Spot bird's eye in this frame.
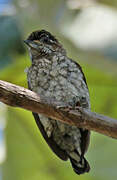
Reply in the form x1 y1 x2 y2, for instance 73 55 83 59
40 36 49 43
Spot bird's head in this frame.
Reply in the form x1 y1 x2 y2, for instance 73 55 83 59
24 30 66 58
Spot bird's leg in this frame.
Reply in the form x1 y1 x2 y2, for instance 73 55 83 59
56 97 80 112
56 104 73 112
57 96 87 112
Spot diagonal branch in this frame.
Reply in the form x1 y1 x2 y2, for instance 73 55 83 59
0 80 117 139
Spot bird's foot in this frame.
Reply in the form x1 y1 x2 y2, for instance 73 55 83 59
56 104 75 112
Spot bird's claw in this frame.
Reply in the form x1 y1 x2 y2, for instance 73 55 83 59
56 105 75 112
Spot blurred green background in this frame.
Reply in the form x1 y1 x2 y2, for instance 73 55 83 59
0 0 117 180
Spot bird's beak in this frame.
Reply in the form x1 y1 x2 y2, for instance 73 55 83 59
24 39 38 49
24 39 30 45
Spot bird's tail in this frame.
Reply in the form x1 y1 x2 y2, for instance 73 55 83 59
69 155 90 175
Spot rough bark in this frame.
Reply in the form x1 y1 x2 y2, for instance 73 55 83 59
0 80 117 139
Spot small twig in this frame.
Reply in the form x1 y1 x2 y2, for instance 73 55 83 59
0 80 117 139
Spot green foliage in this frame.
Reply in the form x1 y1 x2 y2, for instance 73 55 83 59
100 0 117 8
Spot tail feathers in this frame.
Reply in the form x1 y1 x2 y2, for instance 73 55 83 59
69 156 90 175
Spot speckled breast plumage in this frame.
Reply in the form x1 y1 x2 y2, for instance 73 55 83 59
27 54 90 155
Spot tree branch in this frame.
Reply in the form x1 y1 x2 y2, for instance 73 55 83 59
0 80 117 139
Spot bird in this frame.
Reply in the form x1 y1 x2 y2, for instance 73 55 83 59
24 29 90 175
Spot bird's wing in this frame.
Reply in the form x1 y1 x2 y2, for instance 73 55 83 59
32 112 68 161
74 60 90 156
73 60 88 88
79 129 90 156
